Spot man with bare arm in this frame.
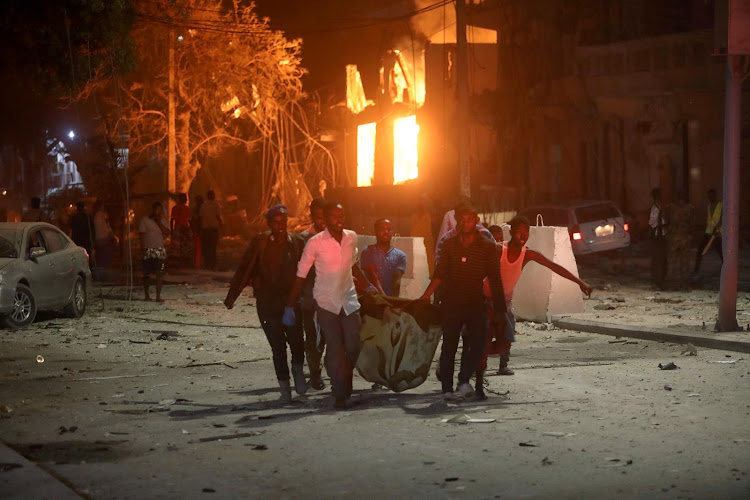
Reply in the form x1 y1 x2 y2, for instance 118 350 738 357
475 215 593 399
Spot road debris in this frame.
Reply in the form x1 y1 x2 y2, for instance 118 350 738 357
519 442 538 447
0 463 23 472
708 359 739 364
658 362 679 370
663 385 672 391
542 432 575 437
542 457 553 466
603 458 633 467
189 432 264 443
73 374 157 381
442 414 496 424
36 355 44 363
58 425 78 434
652 297 683 304
681 344 698 356
0 406 12 418
594 303 617 311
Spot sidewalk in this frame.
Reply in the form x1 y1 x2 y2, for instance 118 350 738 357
0 441 80 499
551 315 750 354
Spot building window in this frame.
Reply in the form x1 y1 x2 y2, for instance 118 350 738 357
632 49 650 72
356 123 377 187
673 44 686 67
393 116 419 184
691 43 706 66
653 46 668 70
612 53 624 74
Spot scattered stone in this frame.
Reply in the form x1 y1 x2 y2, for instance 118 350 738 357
664 385 672 391
652 297 683 304
444 477 459 482
542 457 553 466
681 344 698 356
202 488 215 493
594 303 617 311
519 442 538 447
658 362 679 370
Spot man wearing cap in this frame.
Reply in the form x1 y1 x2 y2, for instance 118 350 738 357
284 201 377 410
418 203 507 402
224 204 307 403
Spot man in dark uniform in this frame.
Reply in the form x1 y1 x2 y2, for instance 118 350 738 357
224 204 307 403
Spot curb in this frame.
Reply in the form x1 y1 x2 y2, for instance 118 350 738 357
550 317 750 354
0 441 80 499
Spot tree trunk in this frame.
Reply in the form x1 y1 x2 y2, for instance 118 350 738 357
175 111 197 195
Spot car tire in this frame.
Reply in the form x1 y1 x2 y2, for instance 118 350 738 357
64 276 87 319
2 284 37 330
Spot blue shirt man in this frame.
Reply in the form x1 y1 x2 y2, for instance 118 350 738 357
361 218 407 297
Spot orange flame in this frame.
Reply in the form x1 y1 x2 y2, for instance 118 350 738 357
357 122 377 187
393 115 419 184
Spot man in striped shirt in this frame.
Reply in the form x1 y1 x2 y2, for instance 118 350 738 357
418 203 508 401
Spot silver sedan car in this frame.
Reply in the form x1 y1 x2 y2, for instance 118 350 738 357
0 222 92 329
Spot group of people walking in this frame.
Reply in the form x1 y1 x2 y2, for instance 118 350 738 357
224 197 593 409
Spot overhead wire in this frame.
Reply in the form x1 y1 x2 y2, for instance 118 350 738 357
134 0 453 36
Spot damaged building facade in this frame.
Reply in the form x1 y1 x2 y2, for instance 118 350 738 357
329 0 748 235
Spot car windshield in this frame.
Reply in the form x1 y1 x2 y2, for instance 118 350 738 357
575 203 621 224
0 229 21 258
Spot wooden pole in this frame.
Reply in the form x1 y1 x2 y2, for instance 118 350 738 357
456 0 471 198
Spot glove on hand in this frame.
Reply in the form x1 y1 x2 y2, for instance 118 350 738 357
282 306 296 327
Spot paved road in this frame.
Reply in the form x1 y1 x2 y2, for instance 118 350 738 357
1 279 749 499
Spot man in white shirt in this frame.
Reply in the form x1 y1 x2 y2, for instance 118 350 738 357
139 201 170 302
284 201 376 409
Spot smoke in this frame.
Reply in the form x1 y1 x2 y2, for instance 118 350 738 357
408 1 456 41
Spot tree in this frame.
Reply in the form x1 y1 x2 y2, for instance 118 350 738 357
85 0 323 209
0 0 135 199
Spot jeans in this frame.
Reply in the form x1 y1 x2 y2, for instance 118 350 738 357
439 308 488 393
302 306 325 380
316 307 362 400
258 308 304 382
201 227 219 270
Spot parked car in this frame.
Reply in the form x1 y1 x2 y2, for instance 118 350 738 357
518 200 631 255
0 222 91 329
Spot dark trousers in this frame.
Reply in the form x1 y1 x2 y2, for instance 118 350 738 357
302 306 324 380
258 308 304 382
651 237 667 287
201 227 219 270
316 307 362 400
695 233 723 272
440 308 488 393
93 239 114 281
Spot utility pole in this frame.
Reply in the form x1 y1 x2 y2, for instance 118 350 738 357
716 54 748 331
168 29 176 203
456 0 471 197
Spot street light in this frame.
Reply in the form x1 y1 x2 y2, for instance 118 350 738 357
68 130 75 139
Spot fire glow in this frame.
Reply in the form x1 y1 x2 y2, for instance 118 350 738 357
393 115 419 184
357 122 376 187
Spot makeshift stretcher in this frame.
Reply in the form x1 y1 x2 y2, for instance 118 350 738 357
355 294 442 393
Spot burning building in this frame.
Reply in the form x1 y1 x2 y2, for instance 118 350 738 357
328 0 748 236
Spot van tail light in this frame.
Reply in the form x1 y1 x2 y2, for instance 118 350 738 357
571 225 582 241
623 223 629 232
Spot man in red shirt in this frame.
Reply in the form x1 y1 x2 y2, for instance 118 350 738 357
170 193 193 268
